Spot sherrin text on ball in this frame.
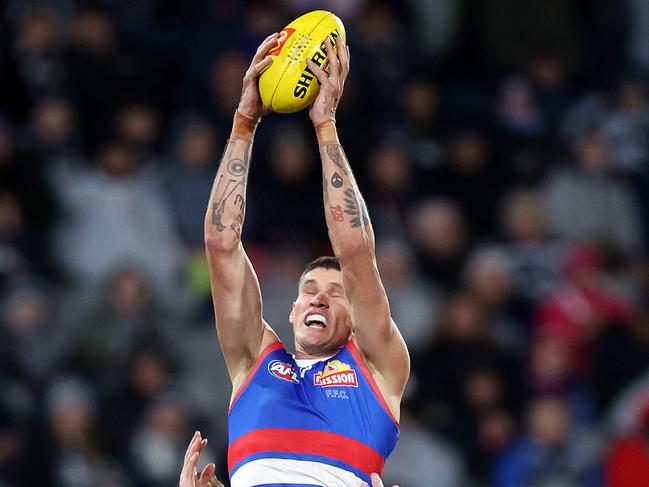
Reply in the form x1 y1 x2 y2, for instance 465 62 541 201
259 10 346 113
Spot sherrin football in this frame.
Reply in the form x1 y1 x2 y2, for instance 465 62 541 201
259 10 346 114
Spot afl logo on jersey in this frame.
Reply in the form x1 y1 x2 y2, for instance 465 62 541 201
314 360 358 387
268 360 300 384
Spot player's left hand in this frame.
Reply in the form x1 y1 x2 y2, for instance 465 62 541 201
360 472 399 487
307 36 350 126
179 431 223 487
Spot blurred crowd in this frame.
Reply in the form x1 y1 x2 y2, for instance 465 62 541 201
2 0 649 486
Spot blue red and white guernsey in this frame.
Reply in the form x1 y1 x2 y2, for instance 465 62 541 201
227 340 399 487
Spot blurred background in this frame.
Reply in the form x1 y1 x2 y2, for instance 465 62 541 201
2 0 649 486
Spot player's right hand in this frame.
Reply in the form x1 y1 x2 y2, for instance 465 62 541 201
238 33 278 120
360 472 399 487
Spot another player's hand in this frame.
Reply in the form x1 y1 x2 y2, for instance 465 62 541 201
307 36 350 126
360 472 399 487
179 431 223 487
238 33 278 120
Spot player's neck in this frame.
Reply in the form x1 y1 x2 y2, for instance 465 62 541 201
294 343 344 360
294 351 333 360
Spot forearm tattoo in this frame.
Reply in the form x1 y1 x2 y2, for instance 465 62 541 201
323 143 369 230
209 141 250 239
322 170 329 203
325 144 349 176
343 189 363 228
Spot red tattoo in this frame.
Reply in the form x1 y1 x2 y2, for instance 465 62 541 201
330 205 345 222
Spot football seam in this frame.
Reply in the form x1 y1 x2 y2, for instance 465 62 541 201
270 11 334 112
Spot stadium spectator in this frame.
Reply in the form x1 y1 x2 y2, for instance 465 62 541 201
10 7 67 99
393 77 443 170
495 77 546 141
536 245 633 376
69 266 172 391
423 129 503 236
42 376 123 487
529 337 597 425
130 393 202 487
593 306 649 410
163 118 220 249
1 280 68 387
376 238 442 355
542 130 644 255
50 142 181 295
249 123 326 246
605 399 649 486
409 198 471 291
114 102 161 161
0 117 58 280
463 246 526 349
499 189 570 304
365 142 414 237
381 408 466 487
600 77 649 174
413 292 523 458
19 96 78 161
493 396 602 487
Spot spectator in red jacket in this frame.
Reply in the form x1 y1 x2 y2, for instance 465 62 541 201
536 245 632 375
605 399 649 487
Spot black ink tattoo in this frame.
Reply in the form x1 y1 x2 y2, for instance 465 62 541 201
234 194 245 211
343 188 363 228
331 172 343 188
358 203 369 229
211 176 243 231
207 141 252 239
227 158 247 177
230 214 243 238
322 171 329 203
211 202 221 229
325 144 349 176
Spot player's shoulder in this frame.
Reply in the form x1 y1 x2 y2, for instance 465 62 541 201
255 327 285 360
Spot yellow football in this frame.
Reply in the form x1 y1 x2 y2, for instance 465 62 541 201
259 10 346 114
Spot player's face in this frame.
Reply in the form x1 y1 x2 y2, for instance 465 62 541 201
289 267 352 357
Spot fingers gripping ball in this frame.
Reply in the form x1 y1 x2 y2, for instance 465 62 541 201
259 10 346 114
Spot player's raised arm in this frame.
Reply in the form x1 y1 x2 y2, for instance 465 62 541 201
306 37 409 416
204 33 280 392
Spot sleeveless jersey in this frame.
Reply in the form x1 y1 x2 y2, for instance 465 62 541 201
227 340 399 487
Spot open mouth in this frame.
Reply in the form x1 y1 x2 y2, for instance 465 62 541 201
305 313 328 329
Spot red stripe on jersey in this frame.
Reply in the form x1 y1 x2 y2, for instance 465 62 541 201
228 428 385 476
346 340 399 426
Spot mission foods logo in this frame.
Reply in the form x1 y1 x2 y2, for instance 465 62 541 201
268 360 299 384
314 360 358 387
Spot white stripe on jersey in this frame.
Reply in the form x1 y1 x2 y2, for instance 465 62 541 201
230 458 365 487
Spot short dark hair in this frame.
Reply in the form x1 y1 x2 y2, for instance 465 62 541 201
299 256 340 286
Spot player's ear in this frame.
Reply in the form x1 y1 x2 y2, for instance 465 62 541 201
289 302 296 326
